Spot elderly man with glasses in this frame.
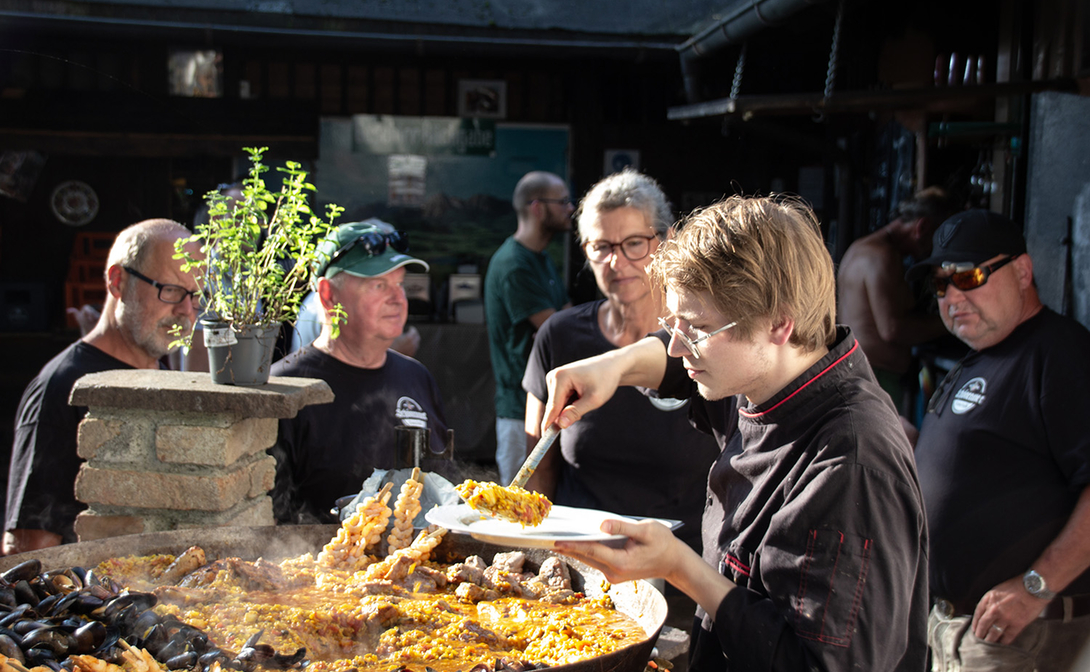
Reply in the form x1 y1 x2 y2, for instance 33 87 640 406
5 219 200 554
906 210 1090 672
538 195 928 671
268 221 451 524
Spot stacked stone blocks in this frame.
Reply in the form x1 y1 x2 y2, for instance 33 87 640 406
69 370 333 542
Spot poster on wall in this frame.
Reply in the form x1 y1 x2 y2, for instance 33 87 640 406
388 155 427 208
0 150 46 202
604 149 640 176
457 80 507 119
318 115 568 279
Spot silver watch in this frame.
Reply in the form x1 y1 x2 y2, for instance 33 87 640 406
1023 569 1056 600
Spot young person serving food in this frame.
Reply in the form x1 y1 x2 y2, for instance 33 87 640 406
540 195 929 671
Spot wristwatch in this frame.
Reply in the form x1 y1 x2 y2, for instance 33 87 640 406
1023 569 1056 600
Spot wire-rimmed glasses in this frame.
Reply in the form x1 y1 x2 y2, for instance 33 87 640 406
656 316 738 360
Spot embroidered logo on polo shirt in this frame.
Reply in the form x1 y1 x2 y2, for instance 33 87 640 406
951 377 987 414
395 397 428 428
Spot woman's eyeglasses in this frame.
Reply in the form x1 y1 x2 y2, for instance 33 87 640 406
931 254 1019 298
656 316 737 360
326 231 409 270
582 235 657 263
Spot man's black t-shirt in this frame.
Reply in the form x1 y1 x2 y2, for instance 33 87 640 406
916 308 1090 606
7 341 134 541
270 346 451 524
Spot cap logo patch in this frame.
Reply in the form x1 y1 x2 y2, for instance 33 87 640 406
951 376 986 414
939 219 960 247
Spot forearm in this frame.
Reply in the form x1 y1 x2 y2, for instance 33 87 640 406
1028 485 1090 592
666 545 735 616
612 336 668 390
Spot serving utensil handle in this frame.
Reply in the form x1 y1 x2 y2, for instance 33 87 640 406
509 423 560 489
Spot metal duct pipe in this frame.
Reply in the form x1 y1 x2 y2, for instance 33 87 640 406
677 0 828 103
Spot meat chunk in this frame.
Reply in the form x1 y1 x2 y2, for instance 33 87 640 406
178 557 288 592
465 556 488 572
456 582 500 602
536 557 571 591
158 546 207 585
446 562 486 585
490 551 527 574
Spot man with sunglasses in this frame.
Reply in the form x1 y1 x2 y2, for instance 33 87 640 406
268 222 450 524
539 196 928 671
907 210 1090 671
5 219 200 554
485 171 572 484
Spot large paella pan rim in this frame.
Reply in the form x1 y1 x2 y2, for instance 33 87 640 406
0 525 667 672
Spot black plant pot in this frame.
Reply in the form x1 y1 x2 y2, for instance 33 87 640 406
202 320 281 386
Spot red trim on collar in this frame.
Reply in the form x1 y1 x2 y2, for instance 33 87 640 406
738 340 858 419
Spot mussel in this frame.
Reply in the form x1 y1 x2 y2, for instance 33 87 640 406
1 560 42 585
21 625 78 656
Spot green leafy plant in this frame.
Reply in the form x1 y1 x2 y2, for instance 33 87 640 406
172 146 346 346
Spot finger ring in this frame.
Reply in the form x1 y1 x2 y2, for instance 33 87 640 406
991 624 1004 633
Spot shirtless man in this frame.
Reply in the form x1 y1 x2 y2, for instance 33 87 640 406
837 187 956 411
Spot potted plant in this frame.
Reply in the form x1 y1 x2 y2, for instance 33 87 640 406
173 146 345 385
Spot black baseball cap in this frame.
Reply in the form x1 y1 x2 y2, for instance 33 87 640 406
906 209 1027 281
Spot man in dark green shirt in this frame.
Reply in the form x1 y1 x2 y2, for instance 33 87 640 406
484 171 571 483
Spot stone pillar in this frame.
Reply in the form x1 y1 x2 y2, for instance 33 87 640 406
69 370 333 542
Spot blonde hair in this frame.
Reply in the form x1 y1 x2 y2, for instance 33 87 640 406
651 195 835 352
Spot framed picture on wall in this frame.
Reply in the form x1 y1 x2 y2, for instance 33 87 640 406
457 80 507 119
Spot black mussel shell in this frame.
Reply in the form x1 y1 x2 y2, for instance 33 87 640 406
270 647 307 669
138 622 170 656
22 625 78 656
237 643 275 664
1 560 42 585
165 651 198 670
0 603 33 627
0 586 17 609
13 580 39 607
73 620 107 653
12 619 51 636
0 632 25 663
102 591 157 622
24 647 62 671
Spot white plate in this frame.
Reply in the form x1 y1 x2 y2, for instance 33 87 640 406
425 503 679 549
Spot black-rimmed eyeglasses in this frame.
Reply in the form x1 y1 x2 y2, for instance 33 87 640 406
583 235 657 263
325 231 409 270
124 267 201 304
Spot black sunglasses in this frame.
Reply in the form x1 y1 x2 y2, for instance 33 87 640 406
324 231 409 271
930 254 1020 298
124 267 201 304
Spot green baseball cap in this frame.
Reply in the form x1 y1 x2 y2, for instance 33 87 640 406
315 220 429 280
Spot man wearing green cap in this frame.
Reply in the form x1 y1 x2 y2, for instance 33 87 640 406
269 221 450 524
